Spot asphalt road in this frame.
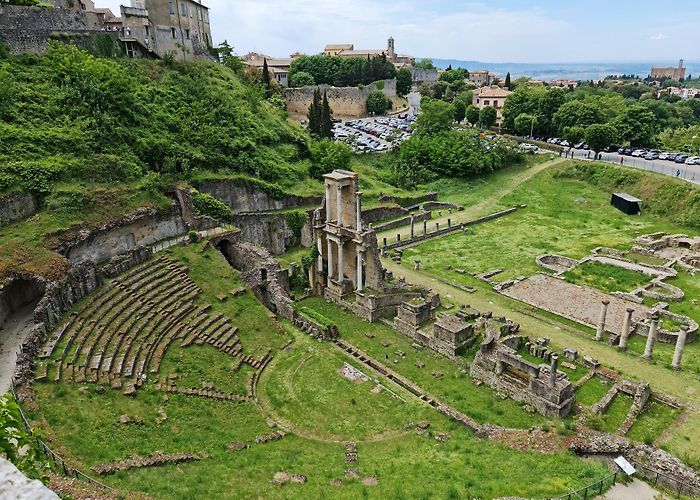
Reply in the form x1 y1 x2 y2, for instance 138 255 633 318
565 147 700 184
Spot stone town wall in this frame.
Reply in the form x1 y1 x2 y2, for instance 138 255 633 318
0 4 107 54
409 67 439 85
0 193 37 228
54 206 188 265
283 79 397 118
195 179 321 214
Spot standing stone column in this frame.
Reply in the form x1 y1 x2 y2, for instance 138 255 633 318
410 215 415 239
643 315 659 360
672 326 689 370
549 353 559 386
337 240 344 282
423 220 427 236
448 218 451 228
326 238 334 280
595 299 610 341
316 235 324 270
325 183 331 223
336 185 343 226
356 249 364 292
436 222 440 232
619 307 634 350
355 191 362 231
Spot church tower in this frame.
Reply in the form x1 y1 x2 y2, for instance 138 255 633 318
387 36 397 63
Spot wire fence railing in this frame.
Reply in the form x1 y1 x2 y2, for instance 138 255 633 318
553 472 618 499
9 379 117 493
629 459 700 499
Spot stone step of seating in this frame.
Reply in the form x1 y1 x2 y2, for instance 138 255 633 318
160 384 249 402
200 319 230 343
119 259 170 289
216 328 239 349
39 314 77 359
149 323 189 374
120 256 167 282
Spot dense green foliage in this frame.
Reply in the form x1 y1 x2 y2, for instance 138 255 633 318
414 98 455 135
366 90 389 115
191 190 233 223
479 106 498 128
288 70 315 88
0 43 309 200
659 125 700 153
288 54 396 87
0 395 46 480
584 123 618 154
396 67 412 96
502 81 700 147
392 130 522 188
308 139 352 180
307 89 333 138
284 209 308 239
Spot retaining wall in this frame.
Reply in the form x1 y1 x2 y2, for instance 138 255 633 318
283 79 397 118
0 193 37 228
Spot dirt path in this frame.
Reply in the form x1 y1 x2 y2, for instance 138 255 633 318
0 304 37 395
376 157 566 243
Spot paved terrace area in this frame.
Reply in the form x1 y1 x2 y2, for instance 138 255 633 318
501 274 651 336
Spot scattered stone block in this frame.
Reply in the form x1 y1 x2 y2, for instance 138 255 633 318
564 348 578 361
415 360 426 368
381 340 391 348
435 433 451 443
536 337 549 346
216 295 228 303
123 383 136 397
396 350 406 358
330 479 343 486
583 355 600 369
231 288 246 297
119 415 132 425
365 332 375 339
345 469 359 479
411 343 423 350
562 362 577 371
432 371 444 380
362 476 379 486
370 385 383 394
227 441 247 451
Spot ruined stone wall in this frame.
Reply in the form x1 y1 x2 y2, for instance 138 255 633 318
232 213 288 256
283 79 397 118
195 179 321 214
409 67 438 85
58 208 188 265
0 193 37 228
361 205 407 225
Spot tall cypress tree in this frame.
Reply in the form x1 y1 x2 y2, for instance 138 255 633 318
262 58 271 96
307 89 322 136
505 72 512 90
321 91 333 139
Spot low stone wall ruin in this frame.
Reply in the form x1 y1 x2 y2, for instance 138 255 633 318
283 79 397 118
0 192 37 228
373 210 432 233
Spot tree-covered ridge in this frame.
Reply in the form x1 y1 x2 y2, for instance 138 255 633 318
288 54 397 87
0 43 309 200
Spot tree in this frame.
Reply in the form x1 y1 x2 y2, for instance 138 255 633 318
415 98 454 135
262 58 272 96
479 106 498 129
289 71 315 88
514 113 536 137
438 68 469 85
585 123 618 157
320 91 333 139
465 105 480 126
505 72 512 90
414 59 436 70
552 100 604 133
367 90 389 115
307 88 322 136
612 105 657 147
563 125 585 145
453 98 466 123
309 140 352 179
396 68 412 97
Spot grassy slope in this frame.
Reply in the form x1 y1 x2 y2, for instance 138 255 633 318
27 242 609 499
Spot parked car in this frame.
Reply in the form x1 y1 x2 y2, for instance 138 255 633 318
645 151 660 160
575 141 587 149
631 149 647 157
686 156 700 165
675 154 689 163
519 143 539 153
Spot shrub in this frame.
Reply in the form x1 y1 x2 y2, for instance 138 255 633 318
191 190 233 223
188 230 198 243
367 90 389 115
285 210 308 239
0 395 47 480
309 139 352 180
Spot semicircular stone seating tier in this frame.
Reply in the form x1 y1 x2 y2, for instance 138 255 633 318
35 256 270 394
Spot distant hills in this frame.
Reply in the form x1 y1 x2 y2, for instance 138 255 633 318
427 58 700 81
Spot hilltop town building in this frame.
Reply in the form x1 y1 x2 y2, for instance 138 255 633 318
469 70 497 87
242 52 298 87
650 59 686 81
323 38 415 67
473 86 512 123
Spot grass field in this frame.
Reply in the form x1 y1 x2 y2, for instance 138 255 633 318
575 377 612 407
24 241 613 499
563 261 652 293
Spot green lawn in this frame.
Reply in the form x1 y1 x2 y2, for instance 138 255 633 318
563 261 652 294
627 400 683 445
575 377 612 407
600 394 633 434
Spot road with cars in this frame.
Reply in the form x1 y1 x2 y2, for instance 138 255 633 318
565 147 700 184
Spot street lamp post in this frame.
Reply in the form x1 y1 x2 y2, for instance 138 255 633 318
529 114 545 140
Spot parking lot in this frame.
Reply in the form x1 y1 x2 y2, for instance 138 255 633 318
333 114 416 153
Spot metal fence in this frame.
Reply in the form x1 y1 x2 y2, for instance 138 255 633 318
8 380 117 493
629 460 700 499
553 472 618 499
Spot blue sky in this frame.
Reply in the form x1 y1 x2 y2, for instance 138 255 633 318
100 1 700 63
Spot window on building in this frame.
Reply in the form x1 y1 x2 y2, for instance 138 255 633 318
181 2 186 16
484 100 490 106
169 1 174 15
171 28 177 38
189 5 194 17
198 9 202 21
185 29 190 40
205 33 210 46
